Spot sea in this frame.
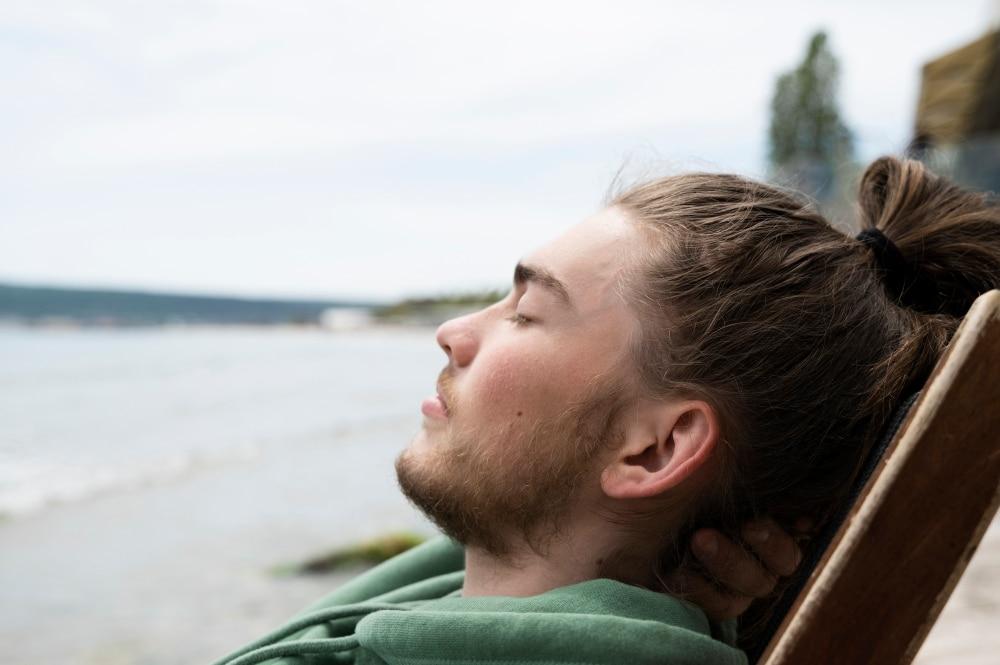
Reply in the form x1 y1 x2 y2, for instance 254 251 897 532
0 324 442 664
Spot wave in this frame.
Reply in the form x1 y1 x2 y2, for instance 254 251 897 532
0 445 261 519
0 413 416 521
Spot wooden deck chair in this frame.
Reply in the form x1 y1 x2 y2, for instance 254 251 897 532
750 289 1000 664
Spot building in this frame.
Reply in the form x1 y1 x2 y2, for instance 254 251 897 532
912 28 1000 192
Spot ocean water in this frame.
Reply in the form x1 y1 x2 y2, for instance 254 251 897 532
0 325 441 517
0 325 443 664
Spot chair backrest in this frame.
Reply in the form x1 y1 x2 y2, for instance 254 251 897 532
743 394 921 662
758 289 1000 664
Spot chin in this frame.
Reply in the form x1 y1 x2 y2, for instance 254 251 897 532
404 429 433 457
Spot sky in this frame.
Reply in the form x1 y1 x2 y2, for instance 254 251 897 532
1 1 995 302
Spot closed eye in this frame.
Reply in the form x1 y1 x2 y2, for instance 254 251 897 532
505 313 533 326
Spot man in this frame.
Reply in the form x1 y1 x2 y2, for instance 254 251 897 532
214 206 802 665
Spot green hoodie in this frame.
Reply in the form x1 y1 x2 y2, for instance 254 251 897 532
213 536 746 665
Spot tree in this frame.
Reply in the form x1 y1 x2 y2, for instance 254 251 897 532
768 31 854 200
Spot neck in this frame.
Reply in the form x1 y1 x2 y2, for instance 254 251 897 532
461 544 592 598
460 513 652 598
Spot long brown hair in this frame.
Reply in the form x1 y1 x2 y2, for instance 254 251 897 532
611 157 1000 609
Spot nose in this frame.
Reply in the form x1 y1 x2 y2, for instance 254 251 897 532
435 312 479 367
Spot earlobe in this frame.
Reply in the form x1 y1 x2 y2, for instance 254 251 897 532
601 400 719 501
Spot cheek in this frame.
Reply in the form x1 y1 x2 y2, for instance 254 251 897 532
469 344 587 422
476 354 538 413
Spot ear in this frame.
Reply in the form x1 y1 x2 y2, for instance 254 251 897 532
600 399 719 500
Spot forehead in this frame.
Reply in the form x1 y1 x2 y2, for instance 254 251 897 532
524 206 640 312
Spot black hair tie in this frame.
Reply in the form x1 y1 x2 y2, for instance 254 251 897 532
855 228 942 314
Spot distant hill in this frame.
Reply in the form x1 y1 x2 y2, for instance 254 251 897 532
0 283 379 327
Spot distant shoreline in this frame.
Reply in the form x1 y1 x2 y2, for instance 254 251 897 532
0 282 501 329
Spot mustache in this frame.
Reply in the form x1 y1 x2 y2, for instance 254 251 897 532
437 367 456 415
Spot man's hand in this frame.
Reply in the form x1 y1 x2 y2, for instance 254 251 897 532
670 518 806 622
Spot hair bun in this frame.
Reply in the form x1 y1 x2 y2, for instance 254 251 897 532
857 157 1000 317
855 227 944 314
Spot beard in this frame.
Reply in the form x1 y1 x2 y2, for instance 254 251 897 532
395 371 628 559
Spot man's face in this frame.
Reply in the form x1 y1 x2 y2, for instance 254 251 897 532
395 206 645 557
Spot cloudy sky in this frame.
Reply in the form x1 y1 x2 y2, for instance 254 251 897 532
1 1 994 302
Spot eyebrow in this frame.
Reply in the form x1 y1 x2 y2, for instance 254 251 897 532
514 261 574 309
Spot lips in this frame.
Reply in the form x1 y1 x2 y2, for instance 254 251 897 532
421 394 449 420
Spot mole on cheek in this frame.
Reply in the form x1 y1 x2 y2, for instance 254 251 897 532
516 411 523 417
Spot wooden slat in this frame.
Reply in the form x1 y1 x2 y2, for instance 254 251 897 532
761 290 1000 665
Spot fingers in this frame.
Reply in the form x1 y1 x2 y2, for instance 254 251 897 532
679 519 811 623
669 569 753 622
741 517 803 577
692 529 778 598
